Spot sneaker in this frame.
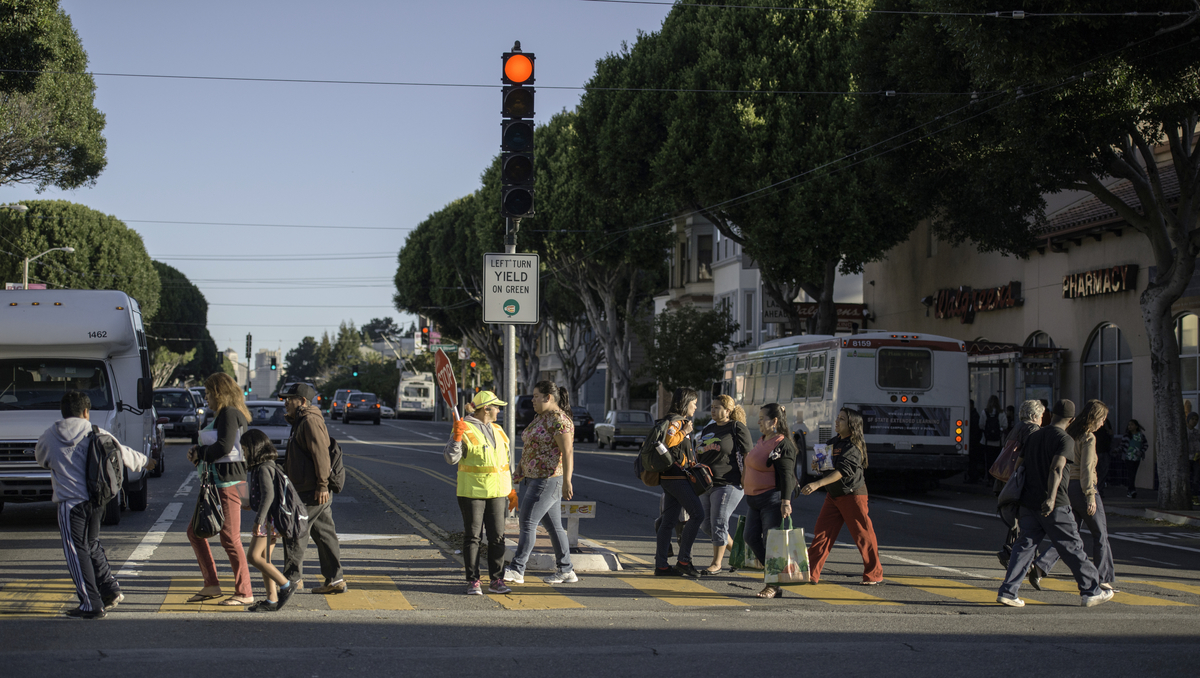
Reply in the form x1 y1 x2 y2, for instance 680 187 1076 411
654 567 680 577
675 561 700 579
465 579 483 595
102 592 124 611
488 579 512 594
543 571 579 584
1082 589 1115 607
65 606 107 619
996 595 1025 608
1027 564 1045 591
502 568 524 584
311 579 347 595
276 581 296 610
247 600 278 612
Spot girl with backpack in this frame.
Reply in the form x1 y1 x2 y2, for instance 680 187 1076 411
654 388 705 579
240 429 304 612
696 394 753 575
1122 419 1148 498
801 407 882 587
742 402 799 598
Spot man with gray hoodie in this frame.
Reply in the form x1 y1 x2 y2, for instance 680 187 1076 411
35 391 155 619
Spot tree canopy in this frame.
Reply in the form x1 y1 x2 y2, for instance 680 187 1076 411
0 0 106 190
145 261 219 383
636 304 741 393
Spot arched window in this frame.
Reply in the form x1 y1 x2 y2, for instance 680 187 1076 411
1175 313 1198 413
1026 331 1057 349
1082 323 1132 428
1022 332 1059 405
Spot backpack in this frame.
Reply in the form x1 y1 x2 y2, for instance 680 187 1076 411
634 415 681 487
984 411 1002 440
264 465 310 541
327 437 346 493
85 426 123 509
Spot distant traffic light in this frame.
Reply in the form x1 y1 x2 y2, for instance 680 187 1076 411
270 357 277 371
501 42 535 219
352 364 360 377
421 325 430 348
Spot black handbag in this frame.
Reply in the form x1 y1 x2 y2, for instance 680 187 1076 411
685 463 715 496
190 465 225 539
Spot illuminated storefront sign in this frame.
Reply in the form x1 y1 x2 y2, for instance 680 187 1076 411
934 282 1023 324
1062 265 1137 299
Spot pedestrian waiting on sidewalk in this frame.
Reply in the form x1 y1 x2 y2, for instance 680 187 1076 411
505 379 579 586
444 390 513 595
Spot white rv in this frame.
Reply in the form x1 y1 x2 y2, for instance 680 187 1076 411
0 289 155 522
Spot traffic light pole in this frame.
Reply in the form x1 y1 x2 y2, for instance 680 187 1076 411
503 217 518 470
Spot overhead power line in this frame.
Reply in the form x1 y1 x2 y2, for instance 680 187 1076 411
126 219 413 232
579 0 1197 19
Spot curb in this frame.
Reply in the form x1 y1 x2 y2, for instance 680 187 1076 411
503 538 624 572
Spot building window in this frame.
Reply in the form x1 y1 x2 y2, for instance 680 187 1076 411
698 235 713 280
1176 313 1199 413
1082 323 1133 429
679 239 690 286
1027 331 1056 348
1022 331 1059 404
744 291 755 345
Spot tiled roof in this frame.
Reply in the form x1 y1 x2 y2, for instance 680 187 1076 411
1042 163 1180 235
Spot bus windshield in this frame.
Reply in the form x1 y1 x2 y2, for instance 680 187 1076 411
0 359 114 411
878 349 932 390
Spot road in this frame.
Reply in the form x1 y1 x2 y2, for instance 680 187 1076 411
2 417 1199 676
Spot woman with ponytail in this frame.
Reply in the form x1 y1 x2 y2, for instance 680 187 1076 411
743 403 799 598
696 394 753 575
801 407 882 586
504 380 578 585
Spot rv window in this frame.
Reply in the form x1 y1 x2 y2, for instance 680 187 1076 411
878 349 932 390
0 359 114 411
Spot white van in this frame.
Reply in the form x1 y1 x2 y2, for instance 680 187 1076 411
0 290 155 523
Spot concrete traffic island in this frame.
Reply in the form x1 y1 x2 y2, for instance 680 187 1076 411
503 501 623 572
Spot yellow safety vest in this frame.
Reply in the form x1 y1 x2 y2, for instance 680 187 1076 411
457 421 512 499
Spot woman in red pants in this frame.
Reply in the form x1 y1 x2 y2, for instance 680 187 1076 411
800 407 882 585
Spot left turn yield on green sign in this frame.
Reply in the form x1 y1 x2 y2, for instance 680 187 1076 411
483 253 539 324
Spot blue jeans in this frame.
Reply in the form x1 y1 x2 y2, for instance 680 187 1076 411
509 476 573 574
744 490 783 565
1033 480 1115 584
655 477 705 569
999 505 1101 600
700 484 744 546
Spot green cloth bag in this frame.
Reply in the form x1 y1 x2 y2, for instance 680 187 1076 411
729 515 748 570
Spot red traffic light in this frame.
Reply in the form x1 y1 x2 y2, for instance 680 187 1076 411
504 53 533 84
469 361 477 369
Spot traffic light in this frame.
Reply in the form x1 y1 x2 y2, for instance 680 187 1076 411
501 42 535 219
352 364 360 377
270 357 277 371
420 325 430 349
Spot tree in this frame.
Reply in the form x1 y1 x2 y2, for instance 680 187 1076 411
636 304 741 393
150 345 196 388
0 0 106 190
330 321 362 372
284 336 322 383
361 317 401 343
543 276 604 404
145 261 218 383
856 0 1200 509
0 200 160 316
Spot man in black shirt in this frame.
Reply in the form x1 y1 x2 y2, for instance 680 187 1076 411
997 400 1113 608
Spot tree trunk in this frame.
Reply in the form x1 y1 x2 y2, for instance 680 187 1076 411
1143 275 1191 510
516 322 541 394
799 259 840 335
549 317 603 403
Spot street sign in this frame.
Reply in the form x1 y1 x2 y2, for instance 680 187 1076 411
432 343 458 351
433 348 460 420
457 345 469 360
482 252 539 324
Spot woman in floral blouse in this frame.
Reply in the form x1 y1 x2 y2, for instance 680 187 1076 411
503 380 578 585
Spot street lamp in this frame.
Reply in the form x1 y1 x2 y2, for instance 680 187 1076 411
1 204 28 213
24 246 75 289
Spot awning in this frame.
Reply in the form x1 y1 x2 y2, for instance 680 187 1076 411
966 341 1068 364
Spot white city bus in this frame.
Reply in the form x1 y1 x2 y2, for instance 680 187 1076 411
717 331 969 485
396 372 435 419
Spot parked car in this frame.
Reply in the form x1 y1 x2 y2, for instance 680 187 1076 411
245 400 291 466
153 388 202 444
188 386 210 428
150 407 166 477
594 409 655 449
571 406 596 443
344 392 382 424
329 388 360 420
380 404 396 419
514 394 536 432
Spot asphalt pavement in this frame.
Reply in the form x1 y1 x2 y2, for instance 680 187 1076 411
2 416 1199 677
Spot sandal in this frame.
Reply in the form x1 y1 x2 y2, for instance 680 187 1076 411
755 586 783 599
185 593 222 603
218 596 254 606
700 567 724 577
861 580 883 586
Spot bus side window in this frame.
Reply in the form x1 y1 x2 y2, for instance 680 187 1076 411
764 359 779 403
753 360 766 404
808 354 825 399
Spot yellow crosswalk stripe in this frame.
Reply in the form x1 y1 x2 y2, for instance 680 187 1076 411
488 579 586 610
0 579 76 617
325 575 414 611
1035 577 1192 606
618 573 744 606
886 575 1046 606
159 578 248 613
1122 578 1200 598
733 570 899 605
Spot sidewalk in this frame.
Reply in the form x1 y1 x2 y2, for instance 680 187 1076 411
939 475 1200 526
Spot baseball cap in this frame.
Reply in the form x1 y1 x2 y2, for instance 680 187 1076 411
1051 399 1076 418
471 390 506 408
279 383 317 402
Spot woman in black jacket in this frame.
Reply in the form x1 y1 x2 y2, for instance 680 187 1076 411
742 402 799 598
184 372 253 605
696 394 754 575
801 407 882 585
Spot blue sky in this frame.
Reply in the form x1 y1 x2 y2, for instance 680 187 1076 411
0 0 673 357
